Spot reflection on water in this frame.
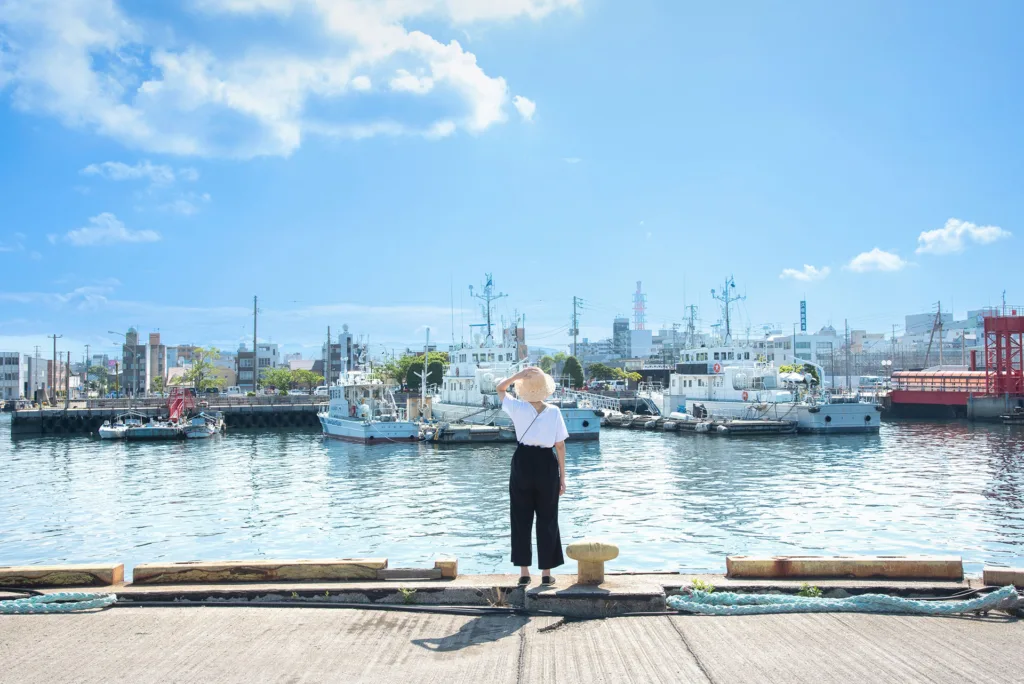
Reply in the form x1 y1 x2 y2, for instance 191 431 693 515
2 415 1022 575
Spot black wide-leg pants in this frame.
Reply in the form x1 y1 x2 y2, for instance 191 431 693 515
509 443 564 569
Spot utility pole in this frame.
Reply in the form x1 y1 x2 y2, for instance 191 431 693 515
48 333 62 405
684 305 698 347
253 296 258 393
65 351 70 409
891 324 898 376
845 319 851 392
924 301 942 368
570 296 582 358
327 326 332 385
469 274 506 340
711 276 745 343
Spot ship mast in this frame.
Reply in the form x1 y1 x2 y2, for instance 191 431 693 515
469 273 507 341
711 276 745 344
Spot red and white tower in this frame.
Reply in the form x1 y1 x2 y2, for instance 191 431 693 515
632 281 647 330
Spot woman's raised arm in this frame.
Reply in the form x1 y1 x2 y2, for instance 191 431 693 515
497 367 540 402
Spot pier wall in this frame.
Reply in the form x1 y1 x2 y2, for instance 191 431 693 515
10 403 322 436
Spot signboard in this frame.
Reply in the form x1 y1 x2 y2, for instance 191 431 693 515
800 300 807 332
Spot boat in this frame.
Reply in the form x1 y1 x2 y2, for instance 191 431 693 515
319 371 419 443
183 412 225 439
648 361 882 433
96 388 198 441
429 275 600 440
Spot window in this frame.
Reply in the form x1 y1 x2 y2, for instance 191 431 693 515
472 354 479 362
714 352 720 360
727 352 734 360
744 352 750 360
796 342 811 349
488 353 494 361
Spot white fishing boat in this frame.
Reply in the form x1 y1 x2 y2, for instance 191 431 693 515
649 362 881 433
183 412 225 439
429 275 600 440
319 372 419 444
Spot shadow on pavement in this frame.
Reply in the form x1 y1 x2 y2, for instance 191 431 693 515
411 614 530 652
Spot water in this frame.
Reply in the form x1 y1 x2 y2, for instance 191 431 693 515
2 414 1023 576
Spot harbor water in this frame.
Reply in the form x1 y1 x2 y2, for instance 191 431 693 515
2 414 1022 576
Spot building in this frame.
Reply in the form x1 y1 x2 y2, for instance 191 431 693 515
576 338 616 364
256 342 279 372
90 353 109 369
288 358 316 372
0 352 21 400
121 328 146 397
147 332 167 390
283 352 303 364
630 329 653 359
612 317 630 357
905 311 953 336
22 355 47 400
235 344 256 393
322 325 358 384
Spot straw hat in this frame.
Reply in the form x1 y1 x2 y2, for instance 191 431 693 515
515 369 556 403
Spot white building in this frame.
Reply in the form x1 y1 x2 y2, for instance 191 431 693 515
256 342 280 371
0 352 22 400
630 329 653 359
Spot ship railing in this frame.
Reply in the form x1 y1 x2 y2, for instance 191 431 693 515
554 388 622 411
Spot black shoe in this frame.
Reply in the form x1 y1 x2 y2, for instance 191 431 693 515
541 575 554 585
518 576 531 586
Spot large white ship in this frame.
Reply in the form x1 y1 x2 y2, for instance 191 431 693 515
651 360 882 433
319 372 419 444
429 276 600 440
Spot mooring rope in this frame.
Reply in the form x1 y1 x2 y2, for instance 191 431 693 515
0 591 118 614
667 585 1021 616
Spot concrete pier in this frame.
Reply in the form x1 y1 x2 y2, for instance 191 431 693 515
1 602 1019 683
11 400 323 435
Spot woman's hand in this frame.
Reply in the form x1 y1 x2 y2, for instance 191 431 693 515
559 477 566 496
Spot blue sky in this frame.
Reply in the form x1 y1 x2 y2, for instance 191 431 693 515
0 0 1020 359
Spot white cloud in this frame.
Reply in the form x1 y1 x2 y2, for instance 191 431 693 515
562 157 581 164
160 192 212 216
389 69 433 94
916 218 1011 255
64 213 161 246
846 248 907 273
0 0 569 157
513 95 536 121
779 264 831 281
82 161 176 184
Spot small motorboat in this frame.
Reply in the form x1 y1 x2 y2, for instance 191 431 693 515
183 412 225 439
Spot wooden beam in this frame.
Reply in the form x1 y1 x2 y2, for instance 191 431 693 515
0 564 124 588
983 567 1024 588
132 559 387 585
726 556 963 581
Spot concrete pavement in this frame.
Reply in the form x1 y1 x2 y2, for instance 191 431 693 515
0 606 1020 683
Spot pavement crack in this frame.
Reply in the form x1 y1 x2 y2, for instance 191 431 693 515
666 616 716 684
536 617 568 633
515 624 527 684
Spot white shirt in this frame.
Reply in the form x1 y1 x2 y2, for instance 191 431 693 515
502 395 569 447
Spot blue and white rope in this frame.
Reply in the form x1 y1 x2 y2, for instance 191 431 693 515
667 585 1021 616
0 592 118 614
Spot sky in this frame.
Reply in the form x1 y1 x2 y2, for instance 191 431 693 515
1 0 1021 360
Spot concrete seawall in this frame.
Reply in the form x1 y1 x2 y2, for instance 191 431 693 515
11 403 323 435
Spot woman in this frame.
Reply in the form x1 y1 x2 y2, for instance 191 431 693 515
496 366 568 586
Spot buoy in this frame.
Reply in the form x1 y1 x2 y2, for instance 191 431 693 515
742 391 749 401
713 363 722 373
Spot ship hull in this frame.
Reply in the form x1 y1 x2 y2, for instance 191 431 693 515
686 399 881 434
430 402 601 440
320 415 419 444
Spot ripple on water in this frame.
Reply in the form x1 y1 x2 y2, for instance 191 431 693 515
1 415 1023 575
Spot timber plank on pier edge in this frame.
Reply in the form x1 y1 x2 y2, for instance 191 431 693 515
726 555 963 581
0 563 124 587
132 559 388 585
983 567 1024 587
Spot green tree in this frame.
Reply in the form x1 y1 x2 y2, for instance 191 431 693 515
293 369 324 392
87 365 109 395
552 352 567 364
563 356 584 389
539 355 555 373
181 347 222 392
586 363 616 381
405 361 424 390
150 376 166 394
393 351 449 388
427 360 444 387
261 367 295 392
